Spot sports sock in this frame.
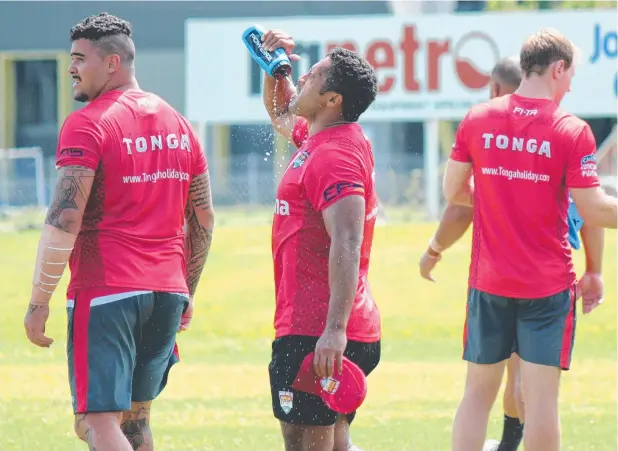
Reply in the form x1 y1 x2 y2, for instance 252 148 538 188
497 414 524 451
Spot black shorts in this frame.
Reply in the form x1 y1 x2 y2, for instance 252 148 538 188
463 286 577 370
269 335 381 427
66 287 189 414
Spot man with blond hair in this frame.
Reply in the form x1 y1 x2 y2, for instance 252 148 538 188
444 28 617 451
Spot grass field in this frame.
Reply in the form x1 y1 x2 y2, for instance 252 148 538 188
0 214 616 450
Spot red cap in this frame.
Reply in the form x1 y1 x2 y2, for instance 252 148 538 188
292 352 367 414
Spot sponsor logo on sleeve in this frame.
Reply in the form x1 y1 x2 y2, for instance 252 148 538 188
323 181 364 202
581 154 597 164
580 154 598 177
59 148 84 157
292 151 310 169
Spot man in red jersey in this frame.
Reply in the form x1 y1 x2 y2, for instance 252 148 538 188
260 30 381 451
421 56 606 451
424 57 528 451
443 29 617 451
22 13 215 451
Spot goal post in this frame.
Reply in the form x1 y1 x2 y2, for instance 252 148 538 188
0 146 46 209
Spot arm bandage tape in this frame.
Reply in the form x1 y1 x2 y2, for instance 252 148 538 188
30 224 76 305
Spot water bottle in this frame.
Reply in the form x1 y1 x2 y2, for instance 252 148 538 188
242 25 292 78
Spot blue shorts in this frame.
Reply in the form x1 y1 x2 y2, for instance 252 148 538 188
66 287 188 414
463 286 577 370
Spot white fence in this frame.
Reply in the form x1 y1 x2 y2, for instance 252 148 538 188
0 148 439 216
0 146 46 209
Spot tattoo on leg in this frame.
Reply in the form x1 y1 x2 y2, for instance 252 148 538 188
74 413 98 450
121 419 148 450
86 429 97 451
121 404 153 451
74 413 90 443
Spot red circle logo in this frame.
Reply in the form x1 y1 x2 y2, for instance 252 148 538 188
453 32 500 90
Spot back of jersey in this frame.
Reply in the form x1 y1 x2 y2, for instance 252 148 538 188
451 94 599 298
56 89 208 293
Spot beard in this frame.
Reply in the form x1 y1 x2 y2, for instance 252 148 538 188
73 91 89 103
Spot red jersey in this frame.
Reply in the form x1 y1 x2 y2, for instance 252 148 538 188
450 94 600 298
56 89 207 293
272 118 381 342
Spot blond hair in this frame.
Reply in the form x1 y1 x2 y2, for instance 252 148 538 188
520 28 575 77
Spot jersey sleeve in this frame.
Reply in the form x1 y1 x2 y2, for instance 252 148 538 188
450 114 471 163
56 113 103 170
303 142 366 212
291 117 309 149
566 124 600 189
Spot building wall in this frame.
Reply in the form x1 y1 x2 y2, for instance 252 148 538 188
136 50 186 111
0 1 390 52
0 1 388 114
1 1 392 152
70 50 186 113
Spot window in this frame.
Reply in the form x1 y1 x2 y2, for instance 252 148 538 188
15 60 58 127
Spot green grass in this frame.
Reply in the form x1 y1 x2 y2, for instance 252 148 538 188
0 219 615 450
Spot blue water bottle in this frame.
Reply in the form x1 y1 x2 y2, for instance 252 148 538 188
242 25 292 78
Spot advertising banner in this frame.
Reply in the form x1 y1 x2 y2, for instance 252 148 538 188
186 11 616 122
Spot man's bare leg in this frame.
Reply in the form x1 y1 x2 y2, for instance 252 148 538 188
281 422 335 451
452 361 506 451
489 355 525 451
519 359 561 451
503 357 521 419
505 355 526 420
74 412 133 451
120 401 154 451
333 415 363 451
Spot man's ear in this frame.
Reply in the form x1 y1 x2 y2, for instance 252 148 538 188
552 60 565 80
327 93 342 108
106 54 121 74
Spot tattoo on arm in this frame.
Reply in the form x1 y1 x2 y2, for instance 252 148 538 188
185 173 214 296
26 304 42 316
45 163 95 233
189 172 211 209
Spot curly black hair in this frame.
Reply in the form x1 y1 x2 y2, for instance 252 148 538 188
320 48 378 122
70 13 135 63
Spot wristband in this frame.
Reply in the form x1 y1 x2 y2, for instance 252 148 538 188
429 236 444 255
426 248 440 260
